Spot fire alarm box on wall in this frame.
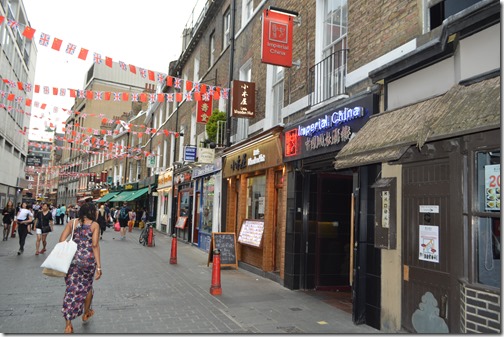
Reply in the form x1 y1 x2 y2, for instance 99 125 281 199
372 177 397 249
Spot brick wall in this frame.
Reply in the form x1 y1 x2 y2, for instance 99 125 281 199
460 282 501 333
348 0 421 72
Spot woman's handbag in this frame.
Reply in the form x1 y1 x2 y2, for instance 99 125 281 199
40 219 78 277
114 221 120 231
42 225 52 233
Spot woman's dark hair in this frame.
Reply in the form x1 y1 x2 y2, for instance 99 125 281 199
78 202 96 223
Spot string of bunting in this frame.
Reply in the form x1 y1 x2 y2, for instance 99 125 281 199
0 15 229 94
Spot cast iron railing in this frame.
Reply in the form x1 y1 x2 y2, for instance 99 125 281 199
308 49 348 106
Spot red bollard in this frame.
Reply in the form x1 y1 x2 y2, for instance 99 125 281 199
210 249 222 296
147 225 154 247
169 234 177 264
11 221 17 238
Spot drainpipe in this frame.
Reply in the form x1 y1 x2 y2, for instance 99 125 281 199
225 0 236 147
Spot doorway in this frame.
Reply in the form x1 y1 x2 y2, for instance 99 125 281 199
402 159 452 332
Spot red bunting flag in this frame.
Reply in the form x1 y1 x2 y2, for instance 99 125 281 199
41 103 47 109
201 84 207 93
53 87 58 95
186 81 193 91
7 93 14 101
0 16 4 25
104 92 111 100
22 26 36 39
122 93 129 101
140 93 147 102
25 99 32 106
35 85 40 93
176 93 182 102
17 82 23 90
105 57 113 68
78 48 88 60
51 38 63 51
157 93 165 102
86 91 93 100
70 89 76 97
194 92 201 101
167 76 173 87
129 64 136 74
214 90 220 100
148 70 155 81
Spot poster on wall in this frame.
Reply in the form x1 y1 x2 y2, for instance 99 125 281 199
419 225 439 263
485 164 500 211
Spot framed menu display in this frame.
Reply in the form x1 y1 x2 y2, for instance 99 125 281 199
175 216 188 229
237 219 265 248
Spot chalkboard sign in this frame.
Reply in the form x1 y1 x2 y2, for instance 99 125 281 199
175 216 188 229
237 219 264 248
207 232 237 269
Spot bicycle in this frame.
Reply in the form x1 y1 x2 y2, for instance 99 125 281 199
139 221 156 246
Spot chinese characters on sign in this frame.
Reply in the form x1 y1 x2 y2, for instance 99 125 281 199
261 9 294 67
232 80 255 118
196 95 213 124
419 225 439 263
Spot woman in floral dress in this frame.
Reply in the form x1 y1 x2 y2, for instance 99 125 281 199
59 202 102 333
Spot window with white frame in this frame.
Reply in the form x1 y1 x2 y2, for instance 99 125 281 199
272 66 284 125
193 56 200 83
428 0 482 32
236 59 252 141
209 31 215 67
314 0 348 103
223 7 231 49
242 0 254 27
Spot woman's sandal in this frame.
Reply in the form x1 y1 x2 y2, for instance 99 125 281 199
82 309 95 324
64 325 73 334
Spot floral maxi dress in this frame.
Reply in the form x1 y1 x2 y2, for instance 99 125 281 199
62 223 96 321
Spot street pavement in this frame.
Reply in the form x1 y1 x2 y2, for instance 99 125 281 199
0 224 380 334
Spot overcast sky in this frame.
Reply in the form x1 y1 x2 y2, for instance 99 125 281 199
22 0 204 140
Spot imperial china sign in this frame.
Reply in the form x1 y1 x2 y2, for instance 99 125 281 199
261 9 294 67
283 94 378 162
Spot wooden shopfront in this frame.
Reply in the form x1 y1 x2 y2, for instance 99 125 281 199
222 126 286 278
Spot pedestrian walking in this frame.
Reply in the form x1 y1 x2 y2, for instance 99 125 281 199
55 205 61 225
60 204 67 225
34 202 54 255
118 202 131 240
128 208 136 232
15 202 33 255
96 205 107 240
2 199 15 241
68 205 75 220
60 202 102 334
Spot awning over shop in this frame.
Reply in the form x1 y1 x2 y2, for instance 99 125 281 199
109 191 135 203
95 191 120 203
125 187 149 202
334 76 500 170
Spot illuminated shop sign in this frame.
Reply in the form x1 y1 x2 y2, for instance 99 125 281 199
297 106 364 137
283 94 378 162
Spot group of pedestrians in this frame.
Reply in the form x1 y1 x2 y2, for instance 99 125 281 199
2 199 102 334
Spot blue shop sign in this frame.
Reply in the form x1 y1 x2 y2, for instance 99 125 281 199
283 93 378 162
184 146 197 162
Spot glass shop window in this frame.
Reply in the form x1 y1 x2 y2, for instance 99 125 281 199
179 191 191 217
246 175 266 219
201 176 215 234
475 150 501 288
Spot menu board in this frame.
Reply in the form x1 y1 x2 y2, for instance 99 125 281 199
485 164 501 211
237 219 265 248
175 216 188 229
207 232 237 269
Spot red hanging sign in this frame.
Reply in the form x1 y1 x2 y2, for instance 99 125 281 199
196 96 213 124
261 9 294 67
